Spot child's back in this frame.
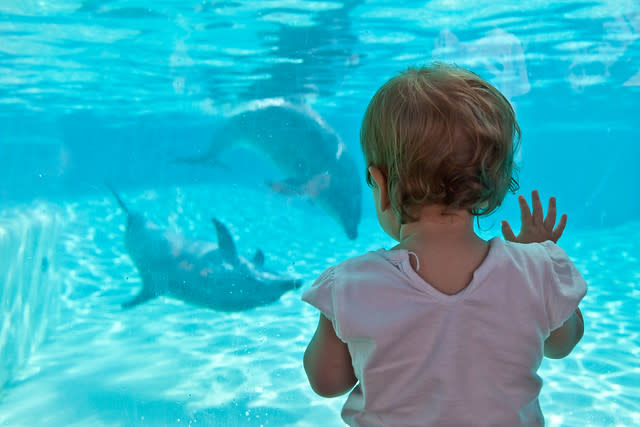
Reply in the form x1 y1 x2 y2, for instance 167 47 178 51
304 237 585 425
302 64 587 427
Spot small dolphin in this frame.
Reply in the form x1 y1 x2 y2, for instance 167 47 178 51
110 189 302 311
174 99 362 239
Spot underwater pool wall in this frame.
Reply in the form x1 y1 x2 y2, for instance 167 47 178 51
0 204 62 391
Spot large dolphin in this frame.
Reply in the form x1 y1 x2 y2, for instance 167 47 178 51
110 189 302 311
175 99 362 240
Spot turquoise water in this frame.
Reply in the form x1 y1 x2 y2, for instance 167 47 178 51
1 1 639 426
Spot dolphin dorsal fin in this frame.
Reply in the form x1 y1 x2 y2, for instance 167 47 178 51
212 218 238 264
253 249 265 267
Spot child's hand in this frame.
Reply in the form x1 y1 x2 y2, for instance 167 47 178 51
501 190 567 244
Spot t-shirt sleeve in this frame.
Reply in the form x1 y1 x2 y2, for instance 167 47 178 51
301 266 336 320
540 241 588 331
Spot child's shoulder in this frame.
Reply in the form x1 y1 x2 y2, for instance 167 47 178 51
501 238 557 255
316 249 394 280
500 238 570 271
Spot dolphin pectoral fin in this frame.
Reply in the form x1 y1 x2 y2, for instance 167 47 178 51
211 218 238 264
121 288 157 309
266 177 307 196
107 184 129 214
268 173 331 199
303 172 331 199
253 249 265 267
121 272 161 309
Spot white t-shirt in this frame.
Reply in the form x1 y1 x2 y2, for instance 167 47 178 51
302 237 588 427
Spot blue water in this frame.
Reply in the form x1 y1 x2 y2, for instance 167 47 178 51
1 1 639 426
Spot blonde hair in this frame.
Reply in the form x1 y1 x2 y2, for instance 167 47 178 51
360 63 520 223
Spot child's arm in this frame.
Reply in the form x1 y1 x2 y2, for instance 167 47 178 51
544 308 584 359
502 190 585 359
303 314 357 397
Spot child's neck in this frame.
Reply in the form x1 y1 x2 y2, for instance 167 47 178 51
393 206 485 251
390 206 490 293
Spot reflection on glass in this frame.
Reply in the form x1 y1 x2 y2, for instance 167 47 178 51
433 28 530 102
568 9 640 91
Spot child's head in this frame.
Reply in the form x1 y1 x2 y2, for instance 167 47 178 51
360 63 520 224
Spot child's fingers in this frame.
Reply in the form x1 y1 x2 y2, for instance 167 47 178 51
552 214 568 242
501 220 517 242
531 190 543 224
544 197 557 230
518 195 532 225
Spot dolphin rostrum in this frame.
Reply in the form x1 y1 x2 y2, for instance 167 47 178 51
110 188 302 311
174 99 362 240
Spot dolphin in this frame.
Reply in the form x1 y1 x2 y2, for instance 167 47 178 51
110 188 302 311
174 99 362 240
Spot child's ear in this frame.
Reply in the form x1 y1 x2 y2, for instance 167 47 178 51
368 166 391 210
367 166 385 189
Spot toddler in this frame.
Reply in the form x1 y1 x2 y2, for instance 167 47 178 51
302 64 587 426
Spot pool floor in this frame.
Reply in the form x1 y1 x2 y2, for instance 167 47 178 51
0 185 638 426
